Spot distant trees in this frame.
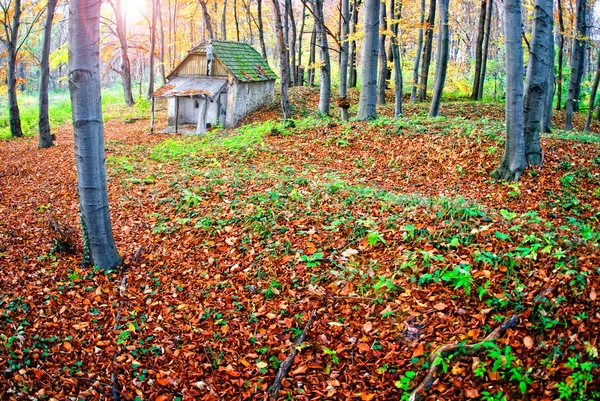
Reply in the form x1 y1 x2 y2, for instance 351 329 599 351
106 0 135 106
565 0 587 130
69 0 122 269
38 0 59 148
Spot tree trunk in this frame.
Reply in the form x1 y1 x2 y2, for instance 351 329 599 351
565 0 587 130
271 0 292 119
376 0 387 105
286 0 297 86
585 50 600 131
314 0 331 115
308 29 316 87
39 0 58 148
297 2 307 85
113 0 135 106
555 0 564 110
3 0 23 138
471 0 486 100
348 0 359 88
69 0 122 270
418 0 436 101
339 0 350 120
147 0 158 99
391 0 402 117
523 0 553 167
221 0 227 39
257 0 267 58
356 0 380 120
234 0 240 41
410 0 425 103
428 0 450 117
491 0 526 182
477 0 493 99
199 0 215 39
158 0 166 85
541 32 555 133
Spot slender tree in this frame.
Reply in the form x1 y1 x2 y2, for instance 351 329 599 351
348 0 359 88
410 0 425 103
555 0 564 110
491 0 526 181
308 29 316 87
147 0 158 99
418 0 436 101
157 0 166 84
339 0 350 120
314 0 330 114
69 0 122 269
428 0 450 117
376 0 387 105
286 0 297 85
39 0 59 148
585 49 600 131
297 2 307 84
471 0 486 100
356 0 380 120
391 0 402 116
523 0 553 167
257 0 267 58
199 0 215 39
541 33 555 133
221 0 227 39
565 0 587 130
477 0 493 99
0 0 24 137
108 0 135 106
271 0 291 119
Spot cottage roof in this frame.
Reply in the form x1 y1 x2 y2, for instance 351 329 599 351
152 77 227 100
187 40 277 82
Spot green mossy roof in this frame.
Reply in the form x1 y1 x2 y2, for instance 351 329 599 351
192 40 277 82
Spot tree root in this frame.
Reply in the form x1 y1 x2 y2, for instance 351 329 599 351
269 310 318 399
408 314 520 401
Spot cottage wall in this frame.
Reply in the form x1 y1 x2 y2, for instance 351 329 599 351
225 80 275 127
173 54 229 78
167 94 227 127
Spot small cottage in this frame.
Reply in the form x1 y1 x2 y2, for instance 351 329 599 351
151 40 277 134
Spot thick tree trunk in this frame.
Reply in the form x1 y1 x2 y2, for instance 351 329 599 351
428 0 450 117
555 0 564 110
565 0 587 130
356 0 380 120
69 0 122 270
410 0 425 103
477 0 493 99
391 0 402 116
339 0 350 120
523 0 553 167
584 50 600 131
314 0 330 115
471 0 486 100
147 0 157 99
348 0 359 88
491 0 526 182
39 0 58 148
257 0 267 59
271 0 292 119
376 1 387 105
221 0 227 39
418 0 436 101
308 29 316 87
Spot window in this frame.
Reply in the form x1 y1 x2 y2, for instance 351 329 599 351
194 100 200 109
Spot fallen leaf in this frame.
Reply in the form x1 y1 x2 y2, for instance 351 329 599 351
523 336 534 349
434 303 447 311
156 377 170 386
363 321 373 333
63 342 72 351
590 287 597 301
465 388 479 398
412 343 424 358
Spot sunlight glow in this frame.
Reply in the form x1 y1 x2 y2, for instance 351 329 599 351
124 0 148 23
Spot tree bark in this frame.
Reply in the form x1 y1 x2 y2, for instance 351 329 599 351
491 0 526 182
418 0 436 101
523 0 553 167
286 0 297 86
308 28 316 87
297 2 307 85
376 0 387 105
147 0 158 99
348 0 359 88
158 0 166 84
471 0 486 100
477 0 493 99
314 0 331 115
391 0 402 117
112 0 135 106
410 0 425 103
585 50 600 131
39 0 58 148
541 31 555 134
199 0 215 39
555 0 564 110
565 0 587 130
339 0 350 120
69 0 122 270
356 0 380 120
271 0 292 119
221 0 227 39
257 0 267 58
2 0 24 138
428 0 450 117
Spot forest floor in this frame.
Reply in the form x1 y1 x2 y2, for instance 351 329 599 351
1 87 599 401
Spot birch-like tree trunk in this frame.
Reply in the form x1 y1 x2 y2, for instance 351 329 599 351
410 0 425 103
339 0 350 120
491 0 526 181
565 0 587 130
69 0 122 270
39 0 58 148
428 0 450 117
314 0 330 114
523 0 553 167
271 0 292 119
376 0 387 105
471 0 486 100
357 0 380 120
418 0 436 101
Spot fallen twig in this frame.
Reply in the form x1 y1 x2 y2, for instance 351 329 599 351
269 310 317 399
